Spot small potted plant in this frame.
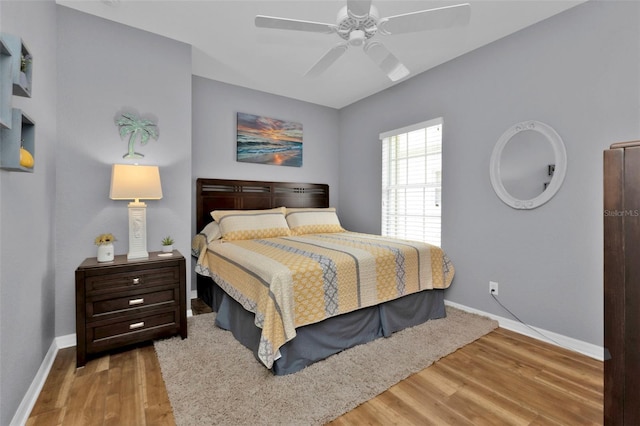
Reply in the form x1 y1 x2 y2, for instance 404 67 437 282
19 54 31 89
95 233 116 262
161 236 174 253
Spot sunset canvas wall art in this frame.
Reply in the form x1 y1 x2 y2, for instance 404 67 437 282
237 113 303 167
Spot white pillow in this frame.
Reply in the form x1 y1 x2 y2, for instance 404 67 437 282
285 207 345 235
211 207 291 241
201 221 222 243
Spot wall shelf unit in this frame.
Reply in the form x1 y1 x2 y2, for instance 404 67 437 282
1 33 32 98
0 37 12 129
0 33 35 172
0 109 35 172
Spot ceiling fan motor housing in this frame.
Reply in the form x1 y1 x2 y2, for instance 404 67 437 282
337 5 379 42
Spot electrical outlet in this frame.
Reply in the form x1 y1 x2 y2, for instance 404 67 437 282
489 281 499 295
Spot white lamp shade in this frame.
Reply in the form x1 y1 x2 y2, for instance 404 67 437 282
110 164 163 201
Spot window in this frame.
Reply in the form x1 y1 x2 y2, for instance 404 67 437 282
380 118 443 246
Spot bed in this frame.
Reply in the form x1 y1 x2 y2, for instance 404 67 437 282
192 178 455 375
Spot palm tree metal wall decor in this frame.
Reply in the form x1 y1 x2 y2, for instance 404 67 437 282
116 113 159 159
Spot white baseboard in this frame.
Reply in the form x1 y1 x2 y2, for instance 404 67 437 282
11 290 202 425
10 310 194 425
56 333 76 349
188 289 198 317
445 300 604 361
9 336 68 426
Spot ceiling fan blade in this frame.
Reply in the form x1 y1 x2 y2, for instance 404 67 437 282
305 43 349 78
378 3 471 35
255 15 337 34
363 41 410 82
347 0 372 19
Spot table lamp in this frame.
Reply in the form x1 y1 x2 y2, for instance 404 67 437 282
109 164 163 259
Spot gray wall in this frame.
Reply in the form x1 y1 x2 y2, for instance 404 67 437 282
338 0 640 346
0 1 57 424
55 7 192 337
2 0 636 422
191 77 340 289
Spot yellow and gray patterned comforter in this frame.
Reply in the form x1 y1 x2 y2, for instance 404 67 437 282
192 232 454 368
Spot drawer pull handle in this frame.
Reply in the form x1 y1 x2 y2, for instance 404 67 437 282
132 277 140 285
129 322 144 330
129 298 144 306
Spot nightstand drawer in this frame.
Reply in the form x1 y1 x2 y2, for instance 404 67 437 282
85 266 180 295
86 309 180 355
91 310 178 341
87 287 178 318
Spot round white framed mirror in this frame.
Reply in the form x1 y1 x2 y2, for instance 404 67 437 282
490 121 567 209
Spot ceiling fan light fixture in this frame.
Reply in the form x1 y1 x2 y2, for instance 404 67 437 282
348 30 366 46
336 5 379 41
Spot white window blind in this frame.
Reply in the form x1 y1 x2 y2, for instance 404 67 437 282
381 118 443 246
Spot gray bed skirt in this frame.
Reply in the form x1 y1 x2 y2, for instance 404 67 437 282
199 277 446 375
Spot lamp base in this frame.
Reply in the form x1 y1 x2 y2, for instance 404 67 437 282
128 202 149 260
127 250 149 260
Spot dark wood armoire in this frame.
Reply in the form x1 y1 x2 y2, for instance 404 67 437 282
604 141 640 425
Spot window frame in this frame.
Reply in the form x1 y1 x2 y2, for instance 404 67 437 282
380 117 443 246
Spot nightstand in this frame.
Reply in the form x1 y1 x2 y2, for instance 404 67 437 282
75 250 187 367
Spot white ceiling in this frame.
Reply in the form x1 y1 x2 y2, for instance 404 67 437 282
56 0 586 109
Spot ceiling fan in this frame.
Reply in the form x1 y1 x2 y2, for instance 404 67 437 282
255 0 471 82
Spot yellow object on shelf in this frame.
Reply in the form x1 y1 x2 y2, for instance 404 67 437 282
19 146 34 168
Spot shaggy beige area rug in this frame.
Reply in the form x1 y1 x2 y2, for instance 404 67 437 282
154 306 497 426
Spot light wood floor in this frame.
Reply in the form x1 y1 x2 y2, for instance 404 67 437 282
27 311 602 425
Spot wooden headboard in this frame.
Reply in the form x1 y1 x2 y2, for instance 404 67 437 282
196 178 330 231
